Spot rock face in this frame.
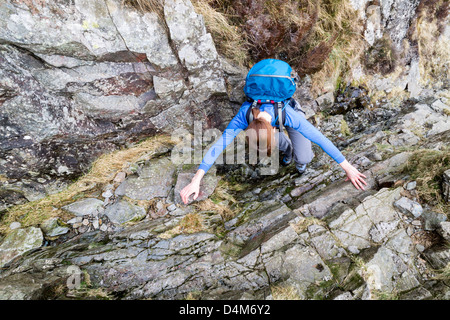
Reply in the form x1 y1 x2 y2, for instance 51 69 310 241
0 86 448 300
444 169 450 203
0 227 43 268
0 0 234 210
0 0 449 302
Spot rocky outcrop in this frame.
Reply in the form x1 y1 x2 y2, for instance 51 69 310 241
0 0 448 301
0 0 235 210
0 88 448 299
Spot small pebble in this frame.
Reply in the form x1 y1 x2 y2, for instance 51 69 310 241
252 188 262 194
114 172 126 183
82 219 90 226
167 204 177 212
9 222 21 230
102 189 113 199
406 181 417 190
78 225 88 233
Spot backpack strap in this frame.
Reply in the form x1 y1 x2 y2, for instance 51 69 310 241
246 99 289 131
273 101 288 134
246 100 259 124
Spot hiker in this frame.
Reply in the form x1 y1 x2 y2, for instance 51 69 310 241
180 59 367 204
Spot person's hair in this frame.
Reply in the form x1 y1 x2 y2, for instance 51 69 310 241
246 108 275 156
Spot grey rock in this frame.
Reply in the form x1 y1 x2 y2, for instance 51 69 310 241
227 200 295 249
407 59 422 98
164 0 226 102
0 227 43 267
104 199 146 225
315 91 335 110
167 204 177 212
422 210 447 231
430 99 450 115
364 5 382 46
0 0 232 212
399 287 433 300
405 181 416 190
0 0 177 68
381 0 420 49
62 198 104 217
9 222 21 230
173 170 220 205
443 169 450 202
334 292 354 300
40 218 70 238
394 197 423 218
265 245 333 297
66 217 83 225
115 158 176 200
438 221 450 241
423 246 450 270
369 220 399 243
260 226 298 254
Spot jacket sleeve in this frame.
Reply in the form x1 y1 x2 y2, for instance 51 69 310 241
284 105 346 164
198 102 250 173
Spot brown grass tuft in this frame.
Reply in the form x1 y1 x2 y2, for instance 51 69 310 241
271 283 302 300
399 148 450 216
0 135 174 234
159 212 206 238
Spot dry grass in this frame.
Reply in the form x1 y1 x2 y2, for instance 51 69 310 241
121 0 164 17
194 198 234 220
271 284 302 300
399 148 450 216
290 216 326 234
0 134 174 234
308 0 365 94
413 12 450 88
191 0 249 67
159 212 206 238
340 119 351 136
432 262 450 282
122 0 249 66
121 0 365 94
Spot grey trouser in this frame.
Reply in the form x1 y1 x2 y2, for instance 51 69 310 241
278 104 314 166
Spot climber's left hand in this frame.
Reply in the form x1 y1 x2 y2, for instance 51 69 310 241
339 160 368 190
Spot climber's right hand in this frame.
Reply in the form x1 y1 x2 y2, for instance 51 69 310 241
180 180 200 204
180 169 205 204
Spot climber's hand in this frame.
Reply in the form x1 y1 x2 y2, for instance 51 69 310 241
339 160 368 190
180 180 200 204
180 169 205 204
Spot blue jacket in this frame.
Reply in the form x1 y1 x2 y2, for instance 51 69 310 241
198 101 346 173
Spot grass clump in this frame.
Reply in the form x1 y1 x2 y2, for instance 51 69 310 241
398 148 450 216
340 119 351 136
191 0 249 67
290 216 326 234
194 199 234 221
121 0 164 18
270 283 302 300
433 262 450 282
159 213 206 238
122 0 365 94
0 135 174 234
412 0 450 88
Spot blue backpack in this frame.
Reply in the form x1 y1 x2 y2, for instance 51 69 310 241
244 59 298 133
